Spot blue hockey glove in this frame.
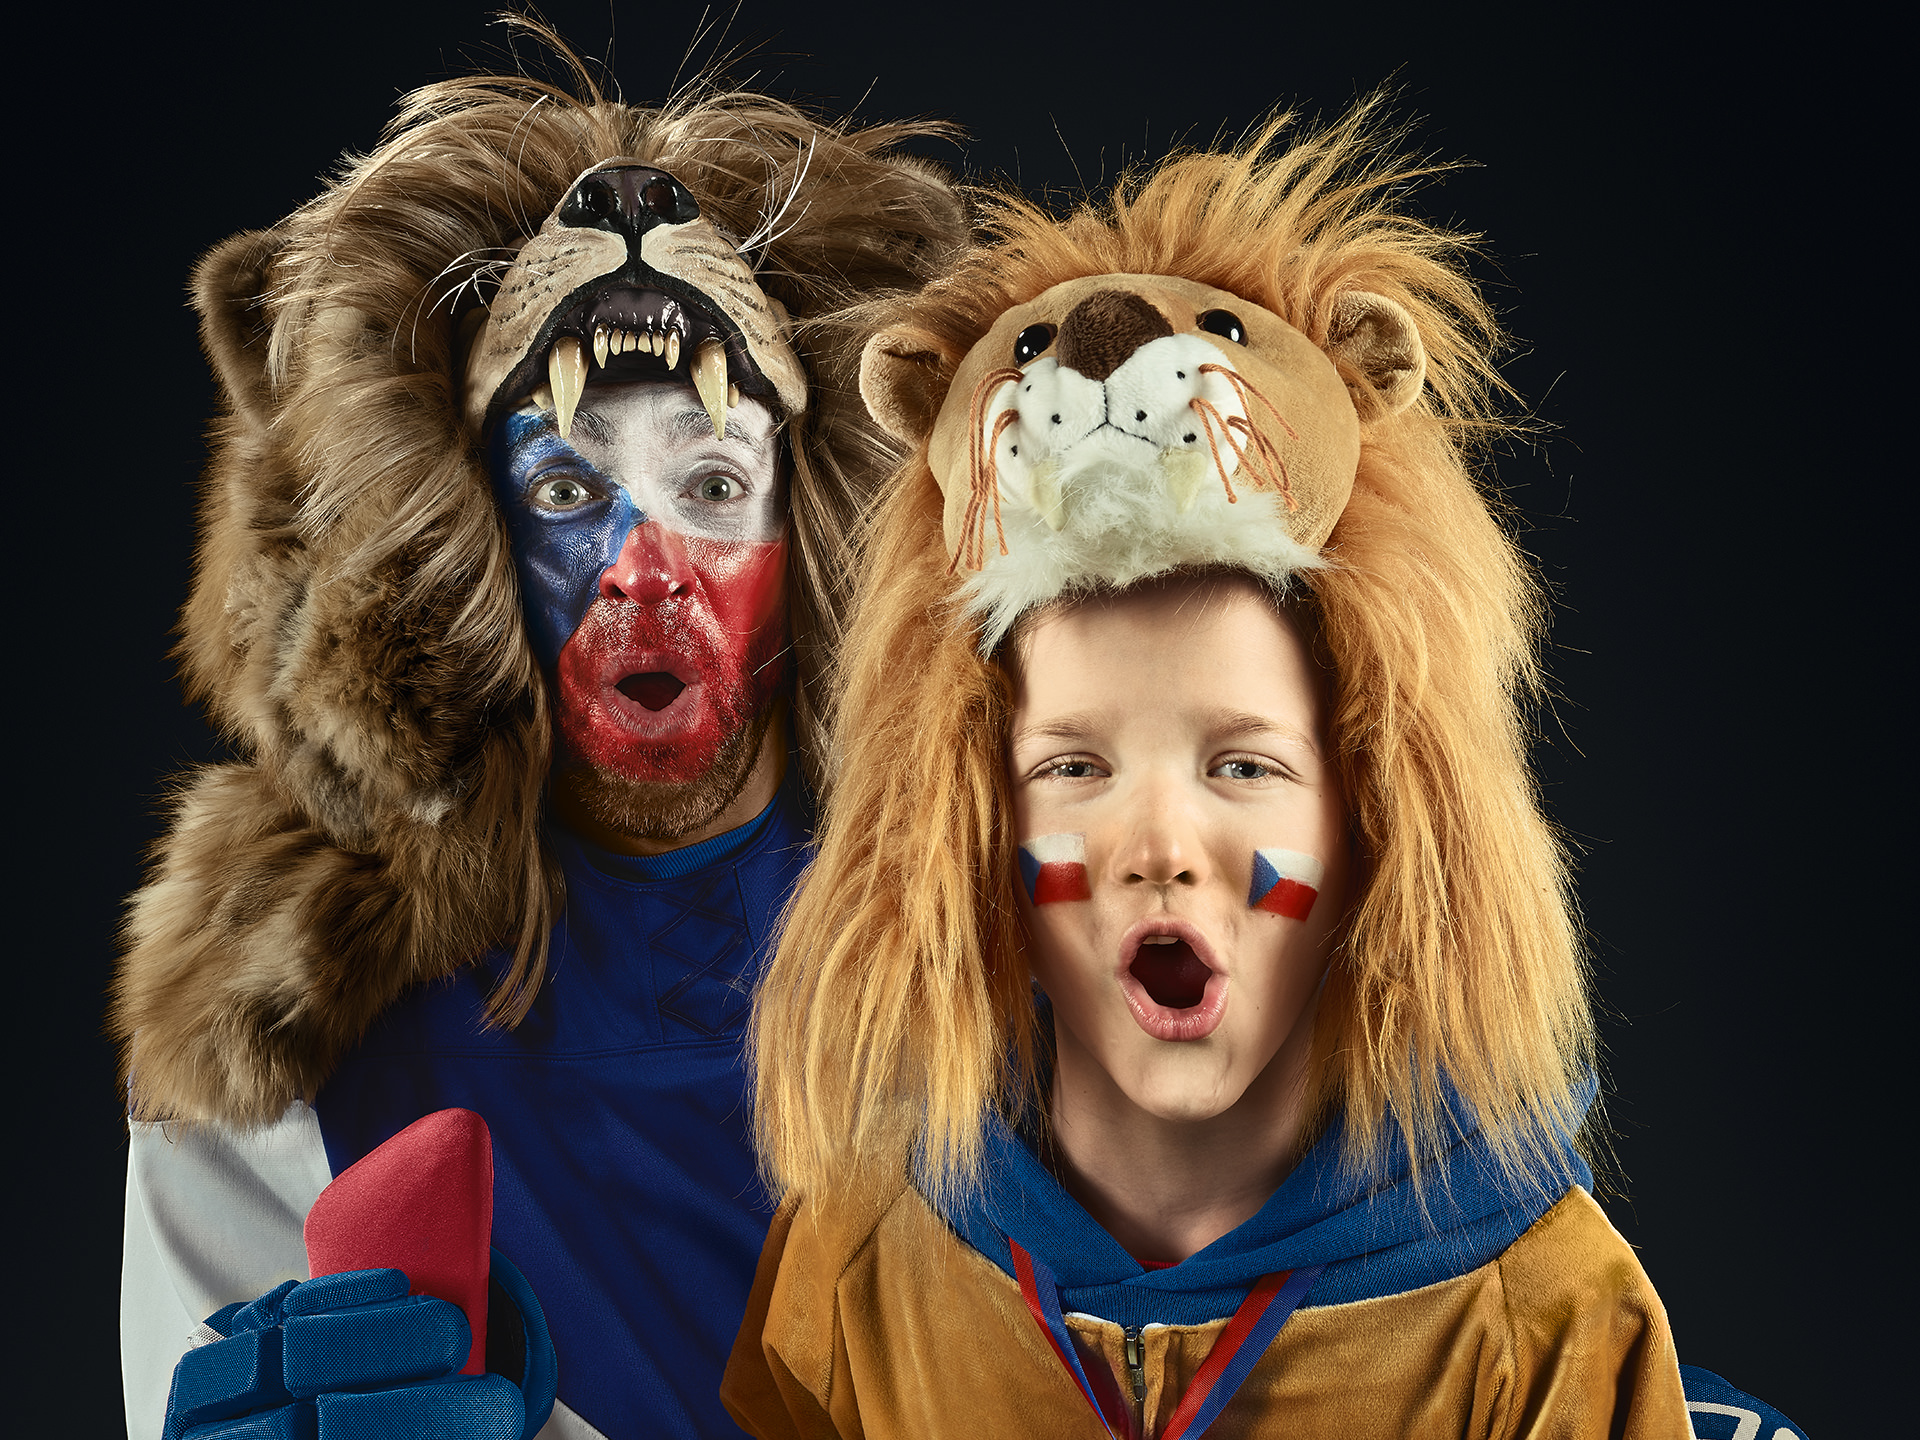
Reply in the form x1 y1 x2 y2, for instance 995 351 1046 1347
161 1248 555 1440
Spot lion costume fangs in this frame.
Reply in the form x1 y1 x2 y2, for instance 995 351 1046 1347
110 38 964 1129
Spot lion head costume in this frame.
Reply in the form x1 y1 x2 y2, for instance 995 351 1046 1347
113 38 964 1126
751 103 1594 1205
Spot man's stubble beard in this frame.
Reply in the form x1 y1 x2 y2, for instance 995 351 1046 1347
560 698 779 842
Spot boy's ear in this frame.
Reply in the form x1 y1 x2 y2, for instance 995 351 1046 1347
859 326 953 445
192 228 285 430
1326 292 1426 420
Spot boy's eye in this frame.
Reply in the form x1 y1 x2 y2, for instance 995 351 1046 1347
534 476 595 510
1039 757 1107 780
698 475 739 502
1212 758 1272 781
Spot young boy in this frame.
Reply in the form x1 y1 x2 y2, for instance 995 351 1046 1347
723 112 1725 1437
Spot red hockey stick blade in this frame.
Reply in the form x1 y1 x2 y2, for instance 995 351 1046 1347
303 1107 493 1375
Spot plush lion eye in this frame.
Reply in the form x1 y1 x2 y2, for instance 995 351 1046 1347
1014 323 1058 365
1197 309 1247 345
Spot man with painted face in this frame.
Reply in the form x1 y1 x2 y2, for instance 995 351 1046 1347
115 51 961 1440
495 355 792 851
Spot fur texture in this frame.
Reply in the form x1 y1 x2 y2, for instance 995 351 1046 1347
752 102 1595 1209
114 31 966 1126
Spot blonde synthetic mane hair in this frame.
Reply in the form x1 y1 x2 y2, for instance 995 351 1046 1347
111 23 964 1126
753 102 1594 1210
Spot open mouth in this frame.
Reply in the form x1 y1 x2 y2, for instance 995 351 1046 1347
1118 920 1227 1042
616 671 687 712
1129 936 1212 1009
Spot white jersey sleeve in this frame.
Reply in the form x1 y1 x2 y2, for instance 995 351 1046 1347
120 1101 333 1440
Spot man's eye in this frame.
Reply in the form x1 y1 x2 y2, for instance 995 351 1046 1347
698 475 740 503
535 476 594 510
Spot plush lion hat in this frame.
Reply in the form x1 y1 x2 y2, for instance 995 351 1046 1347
753 102 1594 1205
112 28 965 1126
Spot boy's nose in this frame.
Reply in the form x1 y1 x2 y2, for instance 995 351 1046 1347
599 519 693 604
1112 781 1207 889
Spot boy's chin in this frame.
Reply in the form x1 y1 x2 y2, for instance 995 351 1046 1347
1116 1063 1253 1126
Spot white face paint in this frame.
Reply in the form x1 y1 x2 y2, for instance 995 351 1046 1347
556 384 784 545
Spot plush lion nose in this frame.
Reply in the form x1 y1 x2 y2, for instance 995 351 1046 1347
1055 289 1175 381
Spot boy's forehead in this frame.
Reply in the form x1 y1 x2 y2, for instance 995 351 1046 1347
1012 573 1294 669
1010 575 1325 730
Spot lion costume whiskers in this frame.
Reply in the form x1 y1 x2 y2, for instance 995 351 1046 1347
751 102 1595 1208
112 31 963 1127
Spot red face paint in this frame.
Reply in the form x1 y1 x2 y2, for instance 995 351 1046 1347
554 522 788 784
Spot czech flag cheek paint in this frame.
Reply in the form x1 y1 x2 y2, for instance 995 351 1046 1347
1249 848 1325 921
1018 834 1092 905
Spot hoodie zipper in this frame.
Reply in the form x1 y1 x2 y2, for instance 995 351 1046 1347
1123 1325 1147 1437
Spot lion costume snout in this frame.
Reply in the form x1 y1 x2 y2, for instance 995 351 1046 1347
461 161 809 445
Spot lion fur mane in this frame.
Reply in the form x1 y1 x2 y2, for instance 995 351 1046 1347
113 42 965 1127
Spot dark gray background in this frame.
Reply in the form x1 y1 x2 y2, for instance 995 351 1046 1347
21 4 1893 1434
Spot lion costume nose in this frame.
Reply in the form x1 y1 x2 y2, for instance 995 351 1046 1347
1055 289 1175 381
557 165 702 243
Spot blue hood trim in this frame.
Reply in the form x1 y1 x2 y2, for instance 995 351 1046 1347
940 1076 1595 1328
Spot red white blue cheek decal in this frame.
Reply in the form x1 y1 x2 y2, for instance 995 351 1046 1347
1019 834 1092 905
1249 849 1325 920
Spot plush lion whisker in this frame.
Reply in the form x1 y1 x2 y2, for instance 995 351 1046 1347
983 408 1020 557
744 202 815 269
957 366 1024 572
1188 396 1243 503
1199 363 1301 508
1201 363 1301 444
1224 413 1297 511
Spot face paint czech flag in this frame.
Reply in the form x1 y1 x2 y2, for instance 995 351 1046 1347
1249 848 1324 921
489 387 788 785
1019 833 1092 905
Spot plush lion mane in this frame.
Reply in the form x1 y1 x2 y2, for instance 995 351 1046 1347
752 102 1595 1208
112 29 965 1126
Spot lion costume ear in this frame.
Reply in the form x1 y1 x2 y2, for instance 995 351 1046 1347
860 326 953 445
191 229 286 430
1327 291 1426 420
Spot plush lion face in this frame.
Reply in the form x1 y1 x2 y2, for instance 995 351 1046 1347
863 271 1426 649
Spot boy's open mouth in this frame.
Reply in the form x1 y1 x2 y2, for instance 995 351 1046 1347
1129 936 1212 1009
617 671 687 711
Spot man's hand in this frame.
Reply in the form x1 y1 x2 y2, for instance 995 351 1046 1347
163 1254 554 1440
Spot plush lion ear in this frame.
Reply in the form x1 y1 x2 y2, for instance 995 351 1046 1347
1327 291 1426 420
859 326 952 445
191 229 286 430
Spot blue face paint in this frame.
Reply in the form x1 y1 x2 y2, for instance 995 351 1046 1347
490 410 642 668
